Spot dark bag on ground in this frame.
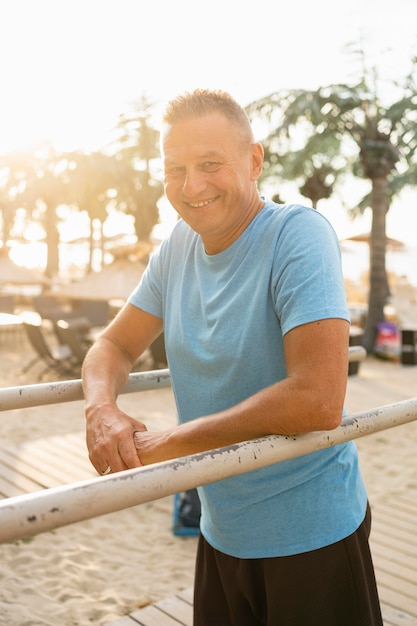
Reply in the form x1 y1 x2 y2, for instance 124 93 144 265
173 488 201 536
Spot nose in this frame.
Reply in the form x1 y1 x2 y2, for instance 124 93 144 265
182 168 206 197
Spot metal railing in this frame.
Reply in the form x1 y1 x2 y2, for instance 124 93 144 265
0 368 171 411
1 346 416 545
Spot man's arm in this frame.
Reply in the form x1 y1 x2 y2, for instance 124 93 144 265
82 303 163 474
133 318 350 465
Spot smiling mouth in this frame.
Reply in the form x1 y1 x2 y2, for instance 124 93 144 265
188 196 219 208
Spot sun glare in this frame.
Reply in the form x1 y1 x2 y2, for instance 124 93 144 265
1 0 416 154
0 3 127 153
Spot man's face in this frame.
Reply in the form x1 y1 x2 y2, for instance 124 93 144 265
162 112 263 254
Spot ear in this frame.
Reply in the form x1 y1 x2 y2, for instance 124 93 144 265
250 143 264 180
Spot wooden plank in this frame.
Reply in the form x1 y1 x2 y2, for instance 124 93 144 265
28 435 95 478
371 540 417 574
371 528 417 561
0 446 62 489
128 603 185 625
105 617 142 626
380 602 417 625
376 583 417 619
373 552 417 586
128 591 193 626
7 439 94 485
371 520 417 553
375 568 417 607
176 588 193 604
0 473 39 498
0 453 45 496
8 445 86 485
373 503 417 533
392 494 417 516
156 593 193 624
0 432 93 497
0 473 34 499
372 514 417 544
43 433 97 476
54 432 91 462
378 495 417 520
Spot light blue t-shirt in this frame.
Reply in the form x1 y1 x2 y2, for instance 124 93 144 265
129 200 368 558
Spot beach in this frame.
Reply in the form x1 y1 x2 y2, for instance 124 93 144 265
0 329 197 626
0 327 416 625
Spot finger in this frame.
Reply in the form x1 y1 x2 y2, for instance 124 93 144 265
118 437 143 469
102 438 142 474
90 455 112 476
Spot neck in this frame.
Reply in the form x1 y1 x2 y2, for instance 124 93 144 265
203 197 265 255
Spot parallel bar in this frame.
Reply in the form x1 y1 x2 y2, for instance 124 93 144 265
0 347 366 412
0 369 171 411
345 345 367 362
0 394 415 544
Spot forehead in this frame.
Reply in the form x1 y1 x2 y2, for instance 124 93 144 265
162 113 240 162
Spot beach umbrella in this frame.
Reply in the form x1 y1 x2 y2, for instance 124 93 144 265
341 232 405 250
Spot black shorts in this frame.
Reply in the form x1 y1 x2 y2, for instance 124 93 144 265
193 503 383 626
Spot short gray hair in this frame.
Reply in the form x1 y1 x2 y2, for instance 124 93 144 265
162 89 255 144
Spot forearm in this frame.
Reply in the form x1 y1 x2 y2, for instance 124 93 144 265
82 336 134 416
82 306 165 473
82 335 150 473
135 375 345 465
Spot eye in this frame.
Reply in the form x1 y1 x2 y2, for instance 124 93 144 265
164 166 185 179
201 161 220 172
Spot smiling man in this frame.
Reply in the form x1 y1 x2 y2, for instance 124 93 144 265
82 89 382 626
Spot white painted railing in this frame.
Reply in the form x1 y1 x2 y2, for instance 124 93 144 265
0 396 416 544
0 346 366 411
3 346 416 545
0 369 171 411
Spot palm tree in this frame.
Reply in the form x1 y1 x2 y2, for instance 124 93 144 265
0 146 72 278
109 95 164 247
0 154 21 248
66 151 127 272
258 120 347 209
246 57 417 352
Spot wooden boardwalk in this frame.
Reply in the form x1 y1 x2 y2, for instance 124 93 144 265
0 357 416 624
104 587 194 626
0 431 96 499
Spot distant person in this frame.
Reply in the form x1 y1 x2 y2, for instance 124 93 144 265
82 89 382 625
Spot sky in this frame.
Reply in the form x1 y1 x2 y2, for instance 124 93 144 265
1 0 417 246
1 0 416 153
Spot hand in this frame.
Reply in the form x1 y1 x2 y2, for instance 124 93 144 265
86 403 147 475
133 429 172 466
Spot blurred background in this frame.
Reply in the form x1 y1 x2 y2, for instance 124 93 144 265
1 0 416 361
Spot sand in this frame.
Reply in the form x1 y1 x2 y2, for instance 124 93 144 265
0 329 197 626
0 324 416 625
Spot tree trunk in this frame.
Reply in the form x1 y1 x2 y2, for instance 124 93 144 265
87 220 94 273
362 177 389 352
45 204 60 278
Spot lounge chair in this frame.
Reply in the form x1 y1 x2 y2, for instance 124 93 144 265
55 319 90 369
33 294 80 323
22 321 75 379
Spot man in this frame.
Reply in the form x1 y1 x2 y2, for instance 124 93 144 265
82 89 382 625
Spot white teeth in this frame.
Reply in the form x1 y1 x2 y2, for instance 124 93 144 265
189 198 214 208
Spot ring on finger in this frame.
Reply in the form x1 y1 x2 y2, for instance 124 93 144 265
102 465 112 475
